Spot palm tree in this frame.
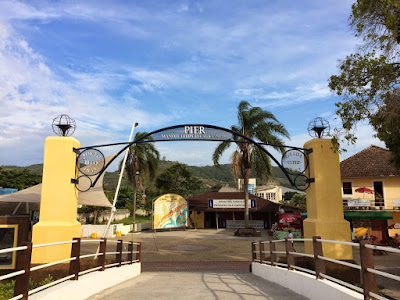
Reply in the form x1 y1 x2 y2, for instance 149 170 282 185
122 131 160 230
213 101 290 228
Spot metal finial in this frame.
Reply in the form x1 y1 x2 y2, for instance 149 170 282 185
52 114 76 136
307 117 330 138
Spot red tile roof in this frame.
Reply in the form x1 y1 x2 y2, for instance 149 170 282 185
340 145 400 178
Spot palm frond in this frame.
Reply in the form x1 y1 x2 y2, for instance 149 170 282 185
212 141 231 166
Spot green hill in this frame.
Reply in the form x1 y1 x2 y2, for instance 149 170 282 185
1 160 292 191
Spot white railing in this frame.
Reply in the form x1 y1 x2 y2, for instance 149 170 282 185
0 237 141 299
252 236 399 299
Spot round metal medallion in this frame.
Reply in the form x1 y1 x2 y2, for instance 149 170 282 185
77 149 105 176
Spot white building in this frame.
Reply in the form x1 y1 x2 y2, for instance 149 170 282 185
237 178 304 203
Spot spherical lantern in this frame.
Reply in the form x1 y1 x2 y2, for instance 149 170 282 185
307 117 330 138
52 114 76 137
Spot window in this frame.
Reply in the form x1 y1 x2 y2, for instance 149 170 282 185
266 193 276 201
343 182 352 195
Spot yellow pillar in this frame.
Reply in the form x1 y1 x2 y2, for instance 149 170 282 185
303 139 353 260
31 137 81 263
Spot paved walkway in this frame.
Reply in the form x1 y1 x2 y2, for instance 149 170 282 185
89 272 308 300
81 229 400 299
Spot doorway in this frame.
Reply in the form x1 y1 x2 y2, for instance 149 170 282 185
373 182 384 207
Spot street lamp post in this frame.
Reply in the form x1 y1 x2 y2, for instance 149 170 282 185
133 170 139 232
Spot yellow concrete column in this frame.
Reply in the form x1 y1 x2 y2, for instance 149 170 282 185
303 139 353 260
31 137 81 263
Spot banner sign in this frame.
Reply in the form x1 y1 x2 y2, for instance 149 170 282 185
348 199 371 207
153 194 187 229
208 199 256 209
150 125 234 141
226 220 263 229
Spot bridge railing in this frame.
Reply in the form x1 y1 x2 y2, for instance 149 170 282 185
252 236 400 300
0 238 141 300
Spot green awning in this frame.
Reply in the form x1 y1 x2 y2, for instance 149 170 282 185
301 211 393 220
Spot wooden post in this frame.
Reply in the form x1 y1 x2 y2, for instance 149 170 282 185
68 238 81 280
14 242 32 300
128 241 133 264
116 240 123 267
359 240 377 299
270 241 277 265
251 242 257 261
285 237 295 270
259 242 265 263
312 236 325 279
97 238 107 271
136 242 141 262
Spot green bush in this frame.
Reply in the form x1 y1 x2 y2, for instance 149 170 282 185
0 275 54 300
111 215 152 225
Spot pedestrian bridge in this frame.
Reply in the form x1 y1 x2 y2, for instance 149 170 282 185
2 236 400 300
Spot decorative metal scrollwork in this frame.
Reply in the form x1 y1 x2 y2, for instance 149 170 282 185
281 149 311 191
75 175 92 192
73 124 314 192
73 148 106 191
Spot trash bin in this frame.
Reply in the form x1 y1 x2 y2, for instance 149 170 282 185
91 232 98 239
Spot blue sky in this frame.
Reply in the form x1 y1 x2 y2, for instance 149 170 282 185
0 0 383 169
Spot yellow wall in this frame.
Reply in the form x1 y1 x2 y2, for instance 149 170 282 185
388 212 400 237
341 177 400 209
31 137 81 264
190 211 205 229
255 186 282 202
303 139 352 260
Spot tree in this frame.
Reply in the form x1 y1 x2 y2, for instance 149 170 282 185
288 193 306 209
122 132 159 230
155 163 202 198
329 0 400 167
283 191 297 201
0 167 42 190
213 101 290 228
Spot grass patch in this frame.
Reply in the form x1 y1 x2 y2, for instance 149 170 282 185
0 275 54 300
111 215 152 225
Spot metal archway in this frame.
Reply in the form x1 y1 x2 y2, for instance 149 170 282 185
73 124 313 192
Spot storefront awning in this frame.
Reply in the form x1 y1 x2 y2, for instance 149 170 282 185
301 211 393 220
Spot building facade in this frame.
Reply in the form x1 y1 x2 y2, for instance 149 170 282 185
340 145 400 240
187 191 303 229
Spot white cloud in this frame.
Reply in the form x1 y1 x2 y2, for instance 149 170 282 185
0 0 380 170
0 20 173 166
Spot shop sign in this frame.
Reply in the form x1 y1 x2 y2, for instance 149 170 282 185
78 149 105 176
226 220 263 229
151 125 234 141
208 199 256 209
348 199 371 207
30 210 39 226
281 149 306 174
393 199 400 207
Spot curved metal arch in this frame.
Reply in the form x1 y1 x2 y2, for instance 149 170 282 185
76 124 311 190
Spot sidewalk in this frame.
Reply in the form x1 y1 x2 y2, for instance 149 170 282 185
85 229 399 299
90 272 308 300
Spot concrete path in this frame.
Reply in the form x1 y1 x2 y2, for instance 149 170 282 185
89 272 308 300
